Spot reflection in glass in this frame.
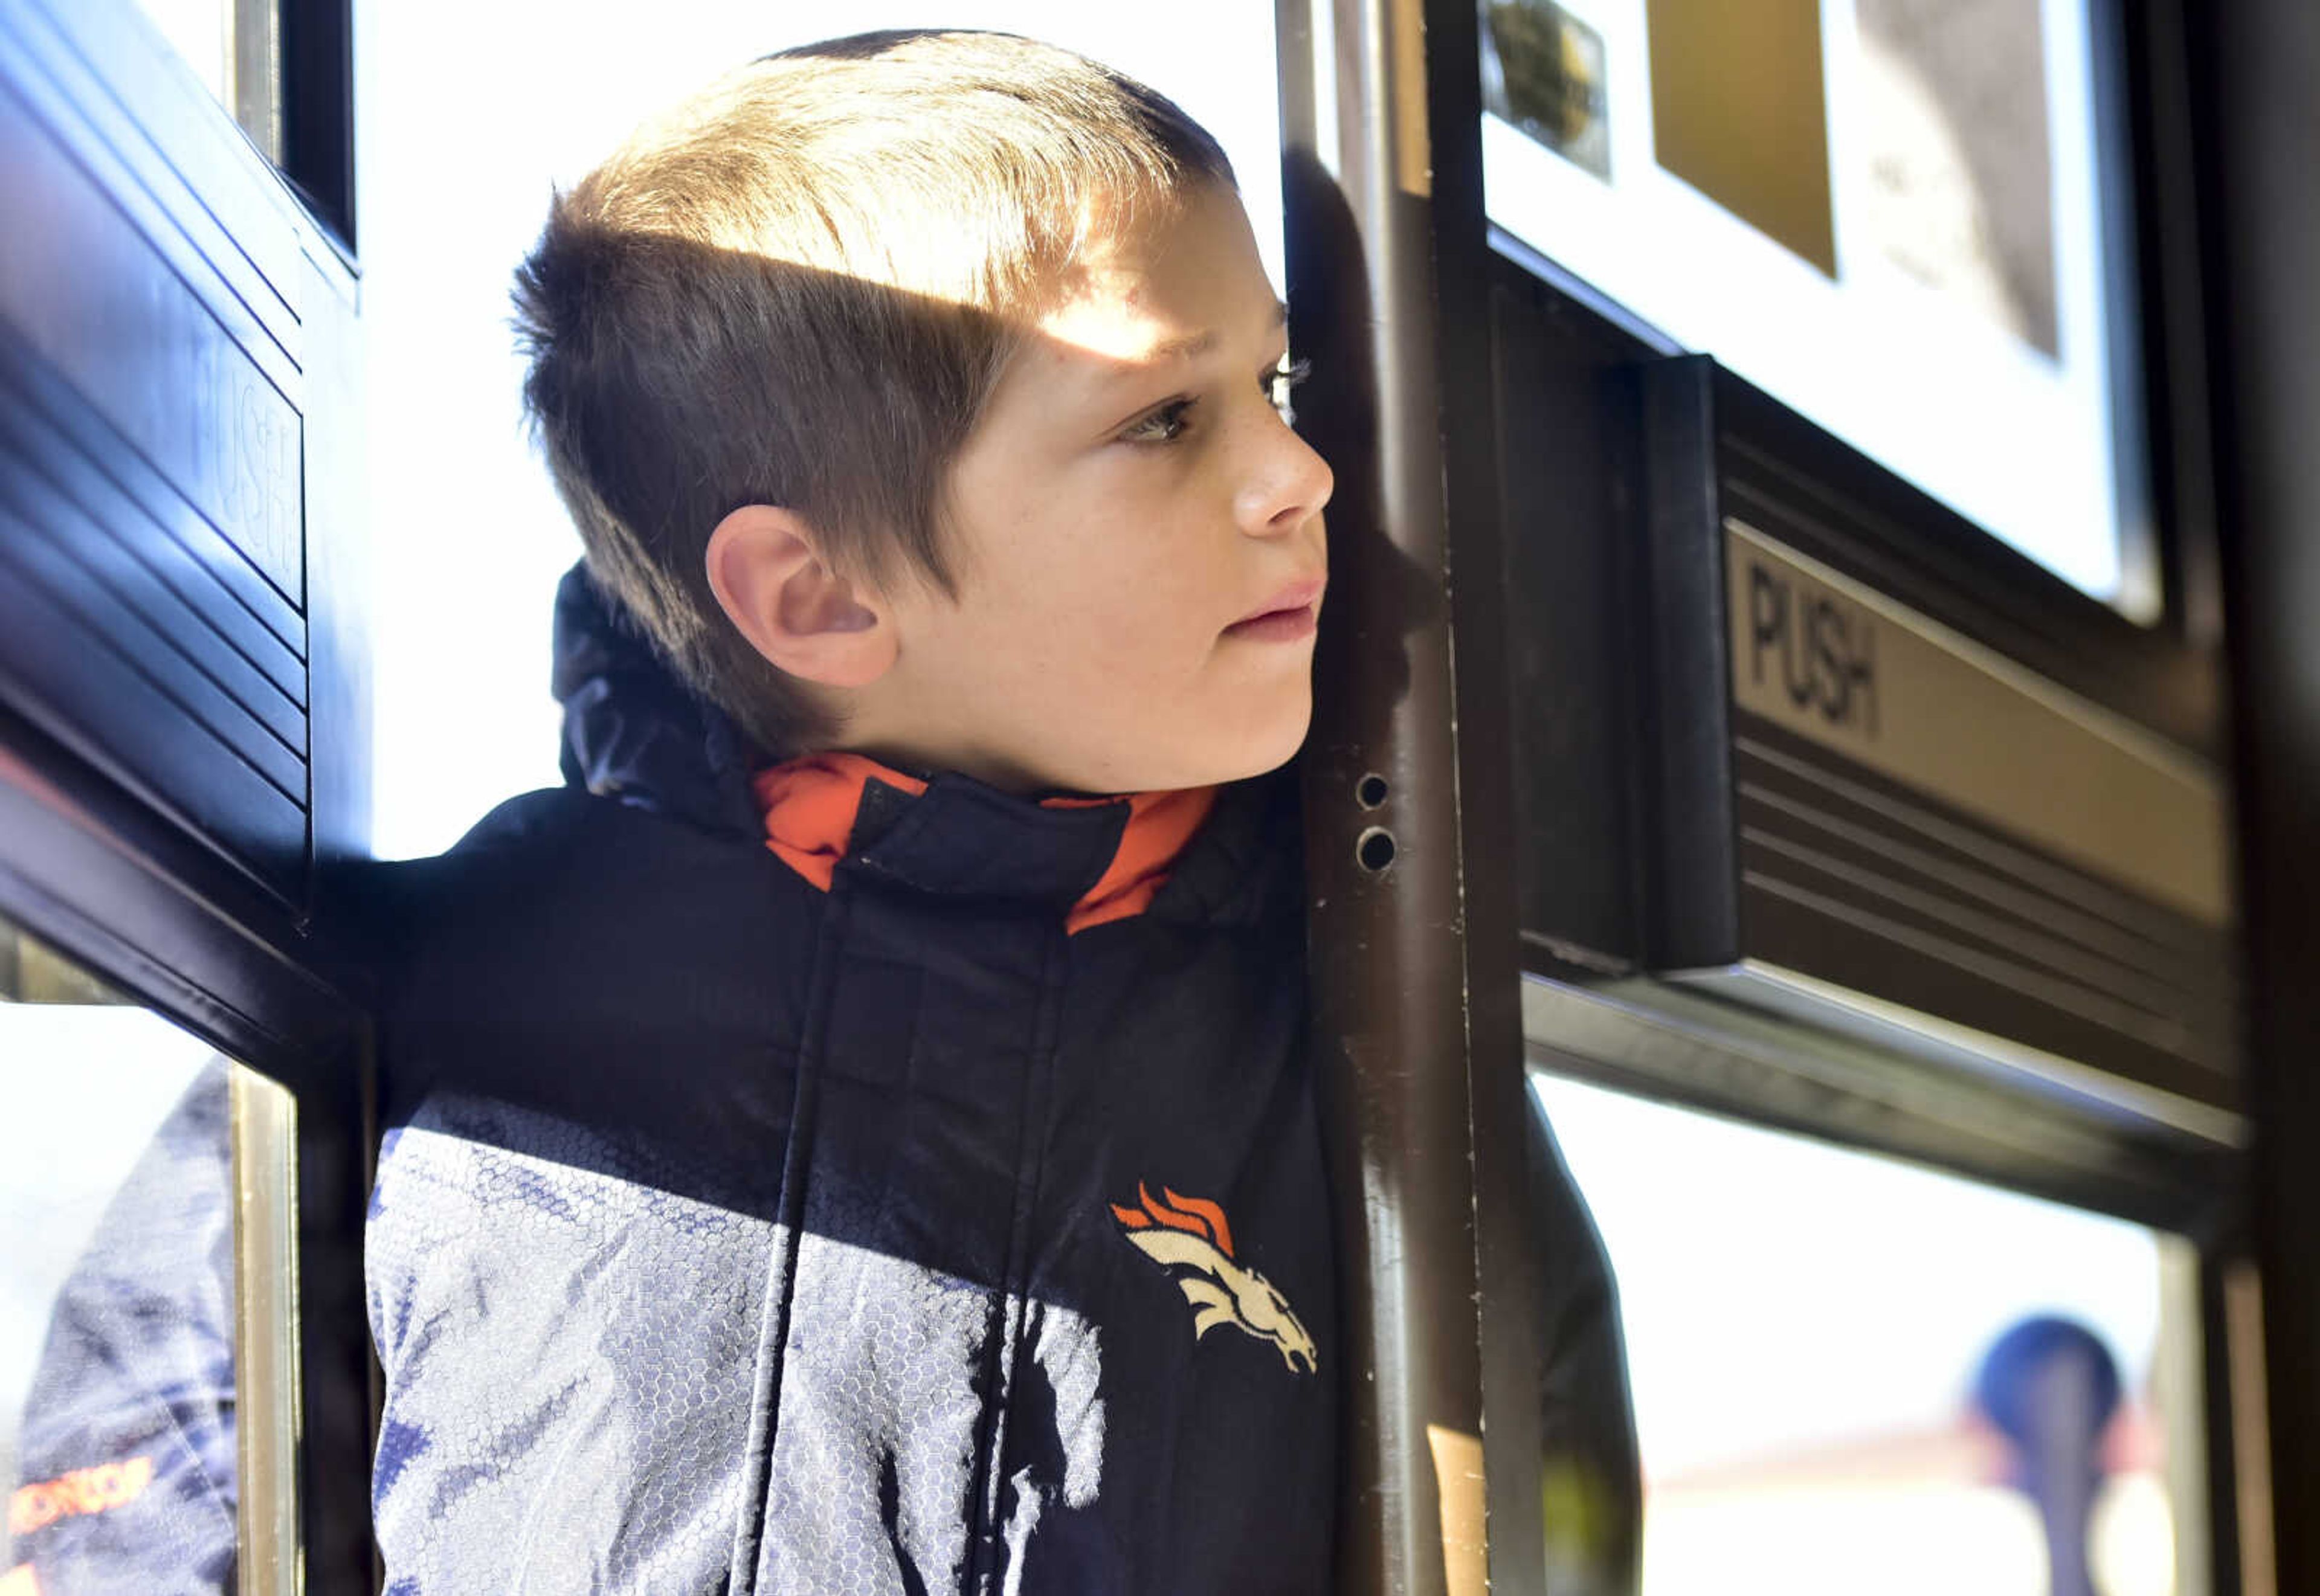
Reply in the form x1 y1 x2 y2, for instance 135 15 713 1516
1535 1073 2187 1596
0 913 292 1594
1481 0 1613 180
1858 0 2058 355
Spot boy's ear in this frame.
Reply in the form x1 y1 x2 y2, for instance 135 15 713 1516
704 504 898 689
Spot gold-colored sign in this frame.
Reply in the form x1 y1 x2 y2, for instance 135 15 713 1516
1724 521 2230 926
1646 0 1836 274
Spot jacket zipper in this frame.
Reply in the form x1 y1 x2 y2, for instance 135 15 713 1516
962 916 1071 1595
729 885 852 1593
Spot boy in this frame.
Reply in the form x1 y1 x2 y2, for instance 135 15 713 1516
367 28 1632 1594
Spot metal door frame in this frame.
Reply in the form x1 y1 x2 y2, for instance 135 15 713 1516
1280 1 2280 1592
0 0 373 1585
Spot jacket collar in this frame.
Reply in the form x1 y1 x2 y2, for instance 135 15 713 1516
753 753 1217 935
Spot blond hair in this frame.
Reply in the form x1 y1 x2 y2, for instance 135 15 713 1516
514 30 1235 756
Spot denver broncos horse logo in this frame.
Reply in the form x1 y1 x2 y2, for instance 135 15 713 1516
1111 1184 1318 1375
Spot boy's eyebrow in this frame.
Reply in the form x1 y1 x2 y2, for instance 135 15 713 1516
1104 297 1290 368
1132 300 1290 367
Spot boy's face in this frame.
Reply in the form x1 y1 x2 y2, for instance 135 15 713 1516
863 184 1333 794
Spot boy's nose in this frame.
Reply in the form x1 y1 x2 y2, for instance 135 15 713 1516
1237 422 1335 539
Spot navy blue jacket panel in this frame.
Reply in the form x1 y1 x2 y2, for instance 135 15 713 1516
367 747 1338 1593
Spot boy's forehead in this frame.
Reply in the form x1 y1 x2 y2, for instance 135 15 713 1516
1036 191 1284 366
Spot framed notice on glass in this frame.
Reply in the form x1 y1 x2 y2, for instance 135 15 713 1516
1478 0 2154 619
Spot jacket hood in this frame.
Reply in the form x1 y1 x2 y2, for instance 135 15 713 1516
552 562 766 838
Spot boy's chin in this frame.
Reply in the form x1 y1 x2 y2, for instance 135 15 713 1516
1226 730 1309 784
1180 707 1312 788
1027 699 1312 794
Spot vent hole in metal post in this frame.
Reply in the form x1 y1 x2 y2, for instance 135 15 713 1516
1356 773 1390 808
1356 827 1397 874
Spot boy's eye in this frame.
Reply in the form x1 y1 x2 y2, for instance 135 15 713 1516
1265 356 1313 425
1118 358 1310 446
1121 397 1194 445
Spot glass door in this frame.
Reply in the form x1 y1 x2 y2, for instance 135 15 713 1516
1534 1072 2203 1596
1 911 299 1595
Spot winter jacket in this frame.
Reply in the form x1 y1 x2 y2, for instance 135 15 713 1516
365 567 1338 1594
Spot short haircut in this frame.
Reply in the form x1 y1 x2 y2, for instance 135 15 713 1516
514 30 1236 758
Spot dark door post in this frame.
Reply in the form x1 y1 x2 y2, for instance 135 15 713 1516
2197 2 2320 1589
1278 1 1547 1590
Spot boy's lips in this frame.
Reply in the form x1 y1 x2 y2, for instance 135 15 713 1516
1225 576 1326 642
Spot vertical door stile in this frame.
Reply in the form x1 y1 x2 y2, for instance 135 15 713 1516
1278 0 1544 1590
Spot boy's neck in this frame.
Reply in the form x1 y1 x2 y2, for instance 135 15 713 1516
802 685 1055 796
833 738 1048 798
793 739 1176 805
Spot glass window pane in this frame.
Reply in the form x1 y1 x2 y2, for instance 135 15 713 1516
127 0 280 161
0 912 296 1595
130 0 232 107
1535 1073 2192 1596
356 2 1286 857
1481 0 2153 619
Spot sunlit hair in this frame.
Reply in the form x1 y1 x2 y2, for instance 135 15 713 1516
514 30 1236 757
